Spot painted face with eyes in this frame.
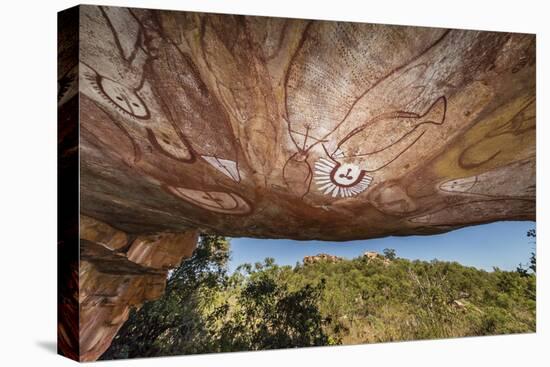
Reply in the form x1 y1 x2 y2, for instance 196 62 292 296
165 186 251 214
99 77 150 119
314 158 372 198
332 163 363 187
82 62 151 120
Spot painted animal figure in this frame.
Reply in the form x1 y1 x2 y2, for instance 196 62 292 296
315 96 446 198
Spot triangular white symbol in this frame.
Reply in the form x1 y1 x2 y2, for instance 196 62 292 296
202 156 241 182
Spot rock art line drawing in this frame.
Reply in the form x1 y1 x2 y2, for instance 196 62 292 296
82 62 151 121
314 96 446 198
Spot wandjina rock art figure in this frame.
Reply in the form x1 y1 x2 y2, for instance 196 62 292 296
80 6 197 165
314 96 447 198
314 158 373 198
83 63 151 120
144 17 244 183
76 5 535 225
80 61 195 163
164 185 251 215
439 159 535 199
82 6 245 181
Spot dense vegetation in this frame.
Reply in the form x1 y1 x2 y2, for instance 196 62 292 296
102 232 536 360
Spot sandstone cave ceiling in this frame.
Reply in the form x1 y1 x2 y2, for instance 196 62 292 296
61 6 536 240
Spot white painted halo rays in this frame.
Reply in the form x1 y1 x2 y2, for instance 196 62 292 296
314 158 373 198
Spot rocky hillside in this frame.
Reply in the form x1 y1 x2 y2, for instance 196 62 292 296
102 236 536 359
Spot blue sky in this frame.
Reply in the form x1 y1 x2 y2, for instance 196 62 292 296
228 221 536 273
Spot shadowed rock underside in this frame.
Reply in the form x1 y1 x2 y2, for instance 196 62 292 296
73 6 536 240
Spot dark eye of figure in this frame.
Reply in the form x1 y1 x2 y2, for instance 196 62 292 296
116 96 123 101
339 168 354 180
132 102 140 107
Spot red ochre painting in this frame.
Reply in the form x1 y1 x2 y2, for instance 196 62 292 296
58 4 535 362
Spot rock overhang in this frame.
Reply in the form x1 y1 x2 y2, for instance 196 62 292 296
69 6 535 240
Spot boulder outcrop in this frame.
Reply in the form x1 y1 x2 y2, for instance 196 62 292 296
362 251 391 265
303 253 343 265
363 251 382 260
78 216 197 361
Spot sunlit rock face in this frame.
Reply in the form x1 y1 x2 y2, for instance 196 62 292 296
59 4 535 361
78 216 198 361
303 253 343 265
74 6 535 240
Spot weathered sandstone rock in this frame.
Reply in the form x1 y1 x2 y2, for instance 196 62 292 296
362 251 391 265
303 253 343 264
78 216 198 361
75 6 535 240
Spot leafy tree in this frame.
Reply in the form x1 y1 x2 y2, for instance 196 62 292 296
101 235 230 359
517 229 536 276
102 239 331 359
527 229 536 274
211 259 330 351
383 248 397 260
101 233 536 360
